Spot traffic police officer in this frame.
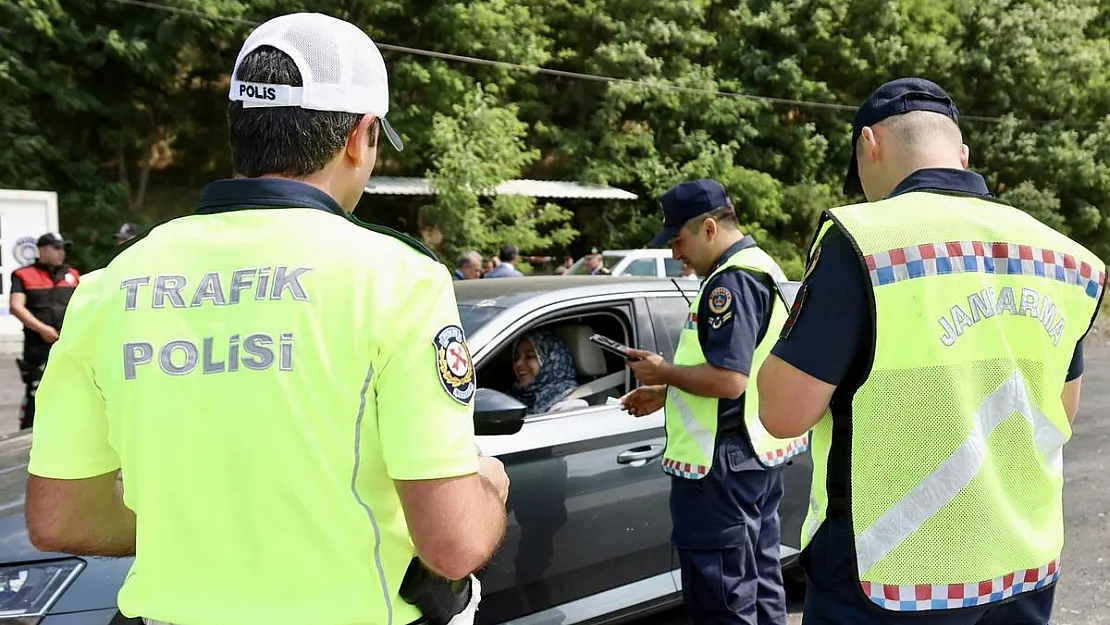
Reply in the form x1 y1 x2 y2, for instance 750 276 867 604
9 232 80 429
620 179 809 625
24 13 508 625
757 78 1104 625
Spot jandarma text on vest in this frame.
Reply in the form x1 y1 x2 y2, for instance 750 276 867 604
938 286 1065 347
117 266 312 379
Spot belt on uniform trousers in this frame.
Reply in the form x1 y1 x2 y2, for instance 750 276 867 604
717 421 746 439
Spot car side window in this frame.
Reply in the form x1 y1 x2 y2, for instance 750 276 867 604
622 258 656 276
663 258 686 278
475 308 634 418
646 296 691 362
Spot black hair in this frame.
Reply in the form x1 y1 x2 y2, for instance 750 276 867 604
683 205 738 232
227 46 375 178
499 244 518 262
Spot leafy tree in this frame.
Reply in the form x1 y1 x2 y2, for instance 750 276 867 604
4 0 1110 276
424 88 577 261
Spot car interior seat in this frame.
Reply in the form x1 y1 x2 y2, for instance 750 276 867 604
556 324 626 404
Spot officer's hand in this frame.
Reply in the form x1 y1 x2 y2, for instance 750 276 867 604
625 348 669 386
477 455 509 505
38 327 59 344
619 385 666 417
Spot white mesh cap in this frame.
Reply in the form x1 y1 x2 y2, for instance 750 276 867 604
228 12 403 151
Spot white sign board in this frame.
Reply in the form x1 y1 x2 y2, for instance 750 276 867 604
0 190 59 345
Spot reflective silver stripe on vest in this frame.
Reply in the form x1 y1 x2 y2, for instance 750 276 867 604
667 386 714 462
856 371 1067 576
351 363 396 625
803 492 822 543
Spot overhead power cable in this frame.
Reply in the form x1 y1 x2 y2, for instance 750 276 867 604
108 0 1042 124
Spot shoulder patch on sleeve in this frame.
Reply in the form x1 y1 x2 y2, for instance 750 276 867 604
434 325 476 405
708 286 733 314
705 285 735 330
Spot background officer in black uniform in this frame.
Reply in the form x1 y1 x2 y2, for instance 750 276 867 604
584 247 611 275
9 233 81 429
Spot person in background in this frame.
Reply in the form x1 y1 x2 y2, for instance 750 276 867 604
9 233 80 430
454 251 482 280
681 260 699 280
483 256 500 276
584 248 610 275
116 223 141 244
554 255 574 275
509 330 587 414
484 244 525 278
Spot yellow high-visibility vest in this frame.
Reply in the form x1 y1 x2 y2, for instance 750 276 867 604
662 245 810 479
801 191 1105 611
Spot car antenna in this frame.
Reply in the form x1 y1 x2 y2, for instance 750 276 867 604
670 278 693 306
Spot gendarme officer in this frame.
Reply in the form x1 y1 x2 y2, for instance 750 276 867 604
758 78 1104 625
620 179 808 625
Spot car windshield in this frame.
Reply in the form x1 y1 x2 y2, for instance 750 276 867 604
566 253 625 275
458 303 506 336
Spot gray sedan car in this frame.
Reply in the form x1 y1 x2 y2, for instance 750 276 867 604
0 276 811 624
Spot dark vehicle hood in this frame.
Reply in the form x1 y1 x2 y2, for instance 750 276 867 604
0 430 51 562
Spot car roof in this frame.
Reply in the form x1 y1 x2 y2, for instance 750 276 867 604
454 275 694 308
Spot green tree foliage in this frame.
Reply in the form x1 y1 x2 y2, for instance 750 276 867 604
2 0 1110 273
424 88 576 261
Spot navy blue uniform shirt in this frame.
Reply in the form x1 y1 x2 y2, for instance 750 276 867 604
697 236 774 429
771 168 1084 407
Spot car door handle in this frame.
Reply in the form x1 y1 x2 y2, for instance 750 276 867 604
617 444 665 465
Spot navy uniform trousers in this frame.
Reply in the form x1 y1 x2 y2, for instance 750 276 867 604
802 517 1057 624
670 436 787 625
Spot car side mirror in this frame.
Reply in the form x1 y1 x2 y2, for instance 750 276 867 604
474 388 527 436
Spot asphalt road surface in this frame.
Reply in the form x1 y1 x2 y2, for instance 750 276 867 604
0 345 1105 624
642 345 1110 625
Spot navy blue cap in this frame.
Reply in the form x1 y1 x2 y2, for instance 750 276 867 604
844 78 960 196
650 179 732 247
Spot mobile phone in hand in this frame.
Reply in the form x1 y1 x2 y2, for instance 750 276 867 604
588 334 641 361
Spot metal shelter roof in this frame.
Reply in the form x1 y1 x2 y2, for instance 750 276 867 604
363 177 638 200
